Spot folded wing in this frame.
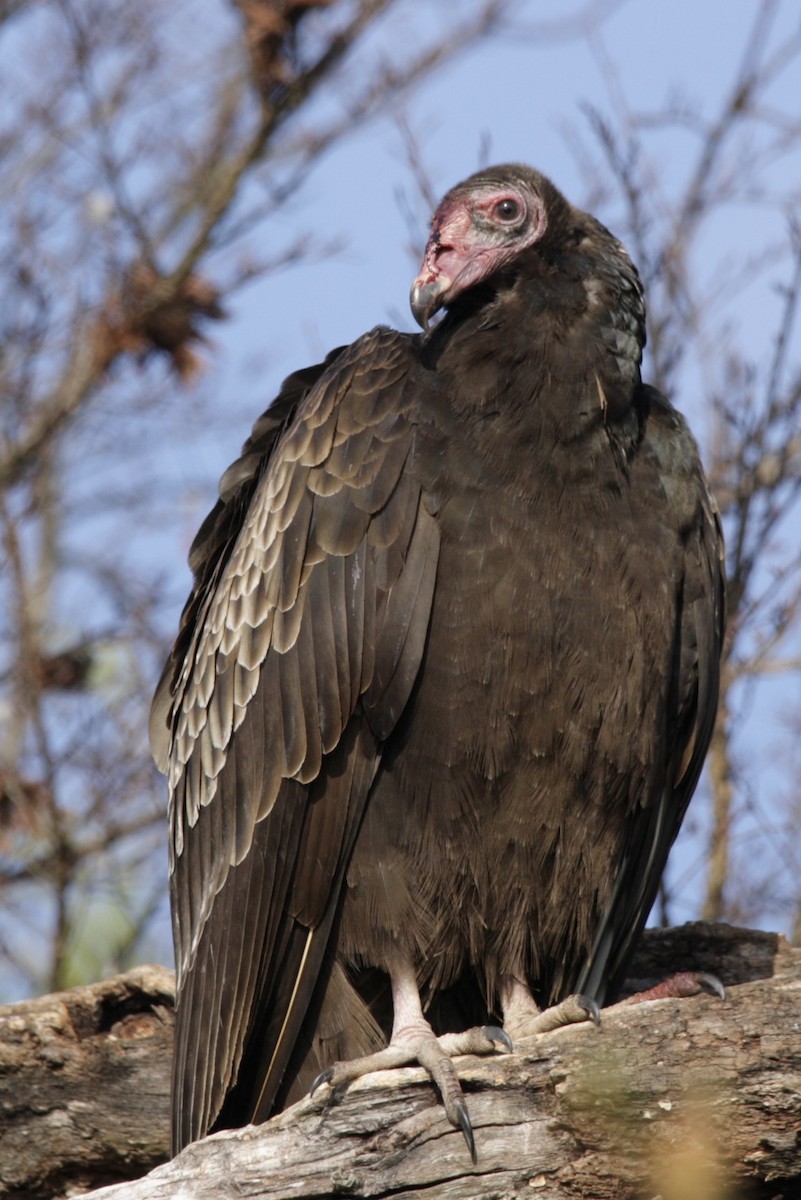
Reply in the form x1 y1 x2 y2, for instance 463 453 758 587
150 328 440 1150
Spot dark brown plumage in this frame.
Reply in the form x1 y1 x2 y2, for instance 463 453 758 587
151 164 725 1156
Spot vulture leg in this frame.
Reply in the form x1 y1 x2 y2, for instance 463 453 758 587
618 971 726 1006
500 976 601 1040
311 952 511 1162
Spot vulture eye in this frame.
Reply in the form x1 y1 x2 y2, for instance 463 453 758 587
493 196 524 223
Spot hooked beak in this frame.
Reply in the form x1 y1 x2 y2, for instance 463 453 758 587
410 201 475 331
410 275 451 331
410 222 453 331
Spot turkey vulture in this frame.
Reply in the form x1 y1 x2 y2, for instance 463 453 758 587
151 164 725 1158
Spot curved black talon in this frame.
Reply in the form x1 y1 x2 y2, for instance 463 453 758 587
694 971 726 1001
310 1066 334 1097
483 1024 513 1053
577 994 602 1026
455 1100 477 1164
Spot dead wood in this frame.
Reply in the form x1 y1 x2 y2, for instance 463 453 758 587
1 923 798 1199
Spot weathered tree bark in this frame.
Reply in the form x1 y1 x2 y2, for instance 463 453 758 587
1 924 798 1199
0 965 174 1199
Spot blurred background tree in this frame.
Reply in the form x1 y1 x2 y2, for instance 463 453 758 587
1 0 799 1002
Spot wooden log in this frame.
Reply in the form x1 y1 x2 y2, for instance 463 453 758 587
1 924 798 1199
0 965 173 1199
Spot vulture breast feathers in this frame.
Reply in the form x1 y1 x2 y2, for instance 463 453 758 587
151 163 725 1155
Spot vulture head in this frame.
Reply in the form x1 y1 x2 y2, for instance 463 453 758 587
410 164 567 330
410 164 645 396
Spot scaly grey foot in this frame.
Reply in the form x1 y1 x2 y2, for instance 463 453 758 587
310 956 512 1162
501 975 601 1041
